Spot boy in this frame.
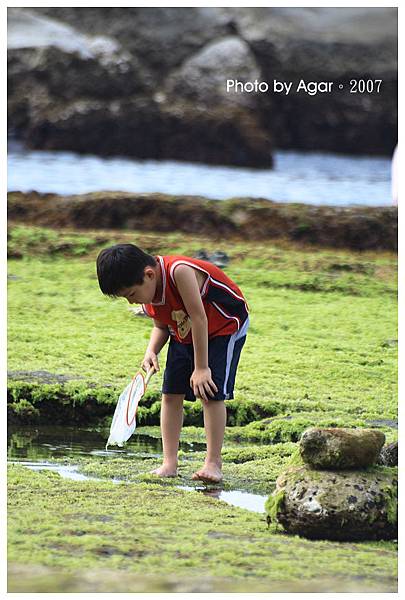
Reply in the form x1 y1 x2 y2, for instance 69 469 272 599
96 244 249 483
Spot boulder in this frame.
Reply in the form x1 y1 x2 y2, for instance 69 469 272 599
8 7 397 159
7 8 272 167
31 7 234 78
222 7 398 154
164 36 262 109
377 442 398 467
158 102 273 167
7 9 148 99
266 465 397 541
161 37 273 166
299 427 385 469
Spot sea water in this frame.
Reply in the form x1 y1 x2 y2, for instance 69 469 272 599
7 140 392 207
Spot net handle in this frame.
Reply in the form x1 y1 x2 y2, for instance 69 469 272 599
144 366 156 386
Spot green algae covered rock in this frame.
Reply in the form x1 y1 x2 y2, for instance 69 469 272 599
266 465 397 541
299 427 385 469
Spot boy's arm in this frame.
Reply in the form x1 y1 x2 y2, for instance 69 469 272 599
142 318 169 372
173 265 218 402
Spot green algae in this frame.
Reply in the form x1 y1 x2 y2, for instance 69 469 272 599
380 484 398 525
7 464 397 591
265 489 285 526
7 224 398 589
8 398 40 421
8 226 397 420
8 563 396 593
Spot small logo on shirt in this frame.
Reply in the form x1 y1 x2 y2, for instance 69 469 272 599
171 310 191 339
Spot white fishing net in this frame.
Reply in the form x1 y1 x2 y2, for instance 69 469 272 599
106 373 145 448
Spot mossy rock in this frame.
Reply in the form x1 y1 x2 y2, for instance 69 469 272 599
266 465 397 541
299 427 385 469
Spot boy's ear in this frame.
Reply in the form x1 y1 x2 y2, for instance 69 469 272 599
144 266 155 279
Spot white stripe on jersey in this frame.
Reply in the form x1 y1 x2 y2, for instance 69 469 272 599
212 301 241 330
169 260 210 297
209 276 249 312
169 259 248 310
151 256 167 306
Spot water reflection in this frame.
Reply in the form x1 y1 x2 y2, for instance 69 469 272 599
7 426 202 461
8 426 268 513
180 485 266 513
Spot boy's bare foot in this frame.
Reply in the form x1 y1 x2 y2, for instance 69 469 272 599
192 462 222 484
150 464 178 477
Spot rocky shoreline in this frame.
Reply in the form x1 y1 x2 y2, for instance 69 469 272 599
8 191 397 251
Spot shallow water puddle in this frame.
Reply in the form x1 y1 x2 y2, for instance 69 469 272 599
8 460 124 484
179 485 266 513
8 427 267 514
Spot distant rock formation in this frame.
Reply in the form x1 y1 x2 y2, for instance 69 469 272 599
7 8 271 167
224 7 397 154
8 7 397 163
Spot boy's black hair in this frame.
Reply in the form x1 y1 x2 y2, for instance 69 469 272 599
96 244 157 296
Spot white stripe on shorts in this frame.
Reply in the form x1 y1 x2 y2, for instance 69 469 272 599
223 317 250 399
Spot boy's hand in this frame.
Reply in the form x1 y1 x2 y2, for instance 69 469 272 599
142 350 160 373
190 368 218 403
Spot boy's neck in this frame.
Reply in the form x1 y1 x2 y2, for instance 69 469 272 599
152 260 163 304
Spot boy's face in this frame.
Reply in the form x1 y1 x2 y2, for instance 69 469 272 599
118 267 157 304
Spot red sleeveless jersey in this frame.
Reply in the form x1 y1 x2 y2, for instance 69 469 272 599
143 255 249 344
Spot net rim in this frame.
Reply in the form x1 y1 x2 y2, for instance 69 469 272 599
125 371 145 427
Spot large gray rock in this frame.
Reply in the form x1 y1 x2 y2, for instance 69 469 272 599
31 7 234 79
223 7 397 154
161 37 272 165
164 36 261 109
266 465 397 541
7 9 150 140
8 7 397 159
299 427 385 469
7 8 272 166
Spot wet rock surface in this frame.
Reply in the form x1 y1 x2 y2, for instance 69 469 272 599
7 370 86 384
377 442 398 467
267 465 397 541
365 418 398 429
7 191 397 251
7 7 397 161
299 427 386 469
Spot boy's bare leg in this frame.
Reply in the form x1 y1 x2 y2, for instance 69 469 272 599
151 393 184 477
192 400 226 483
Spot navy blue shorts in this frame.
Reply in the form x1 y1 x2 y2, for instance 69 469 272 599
162 318 249 401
